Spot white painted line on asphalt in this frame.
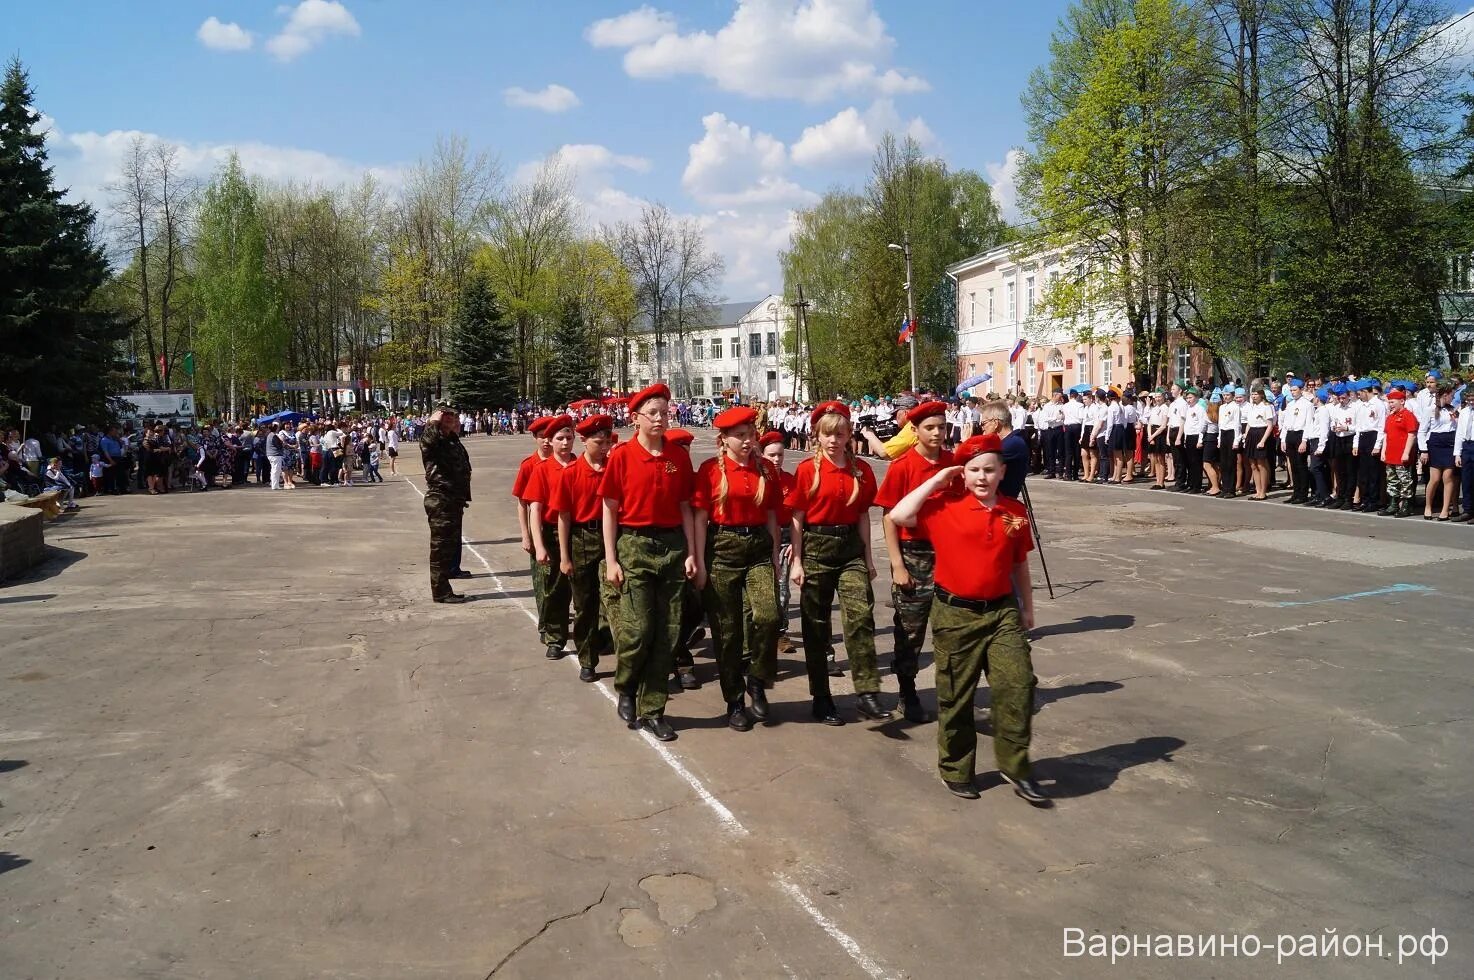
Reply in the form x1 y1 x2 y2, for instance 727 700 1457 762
402 474 892 978
775 874 895 980
400 476 748 836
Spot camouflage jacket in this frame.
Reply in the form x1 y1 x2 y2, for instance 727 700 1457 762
420 425 472 502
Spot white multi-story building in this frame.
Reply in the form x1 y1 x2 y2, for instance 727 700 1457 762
607 294 809 401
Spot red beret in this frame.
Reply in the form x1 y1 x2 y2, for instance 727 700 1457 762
714 406 757 430
629 383 672 414
758 431 783 447
544 414 574 434
908 400 947 424
954 433 1004 466
576 414 614 437
528 417 551 436
665 428 695 448
1386 389 1406 401
809 400 851 429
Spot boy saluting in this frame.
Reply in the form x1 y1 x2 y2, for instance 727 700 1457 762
887 433 1049 806
601 384 697 741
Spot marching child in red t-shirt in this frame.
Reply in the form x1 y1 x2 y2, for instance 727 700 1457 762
527 415 576 659
888 433 1048 807
1381 389 1421 517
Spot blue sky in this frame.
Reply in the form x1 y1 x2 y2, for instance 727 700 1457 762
12 0 1074 297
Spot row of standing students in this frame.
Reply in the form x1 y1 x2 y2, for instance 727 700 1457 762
514 384 1050 805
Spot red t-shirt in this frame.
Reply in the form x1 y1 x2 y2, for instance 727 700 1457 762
692 455 778 525
1382 407 1420 462
550 455 606 524
771 468 797 527
915 494 1033 601
601 437 694 528
874 446 955 541
527 456 574 524
785 454 877 526
512 452 543 500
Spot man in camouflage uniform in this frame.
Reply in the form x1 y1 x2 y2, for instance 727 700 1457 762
420 404 472 603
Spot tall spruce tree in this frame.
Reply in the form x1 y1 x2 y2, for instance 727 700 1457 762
446 272 516 409
546 297 596 406
0 59 126 429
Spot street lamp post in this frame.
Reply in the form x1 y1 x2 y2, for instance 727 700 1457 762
889 233 918 391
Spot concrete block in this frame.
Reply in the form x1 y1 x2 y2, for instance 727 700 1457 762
0 503 45 581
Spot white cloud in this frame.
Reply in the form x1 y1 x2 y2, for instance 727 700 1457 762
985 148 1026 225
514 143 649 188
698 206 798 298
585 5 678 47
37 114 405 240
502 83 581 113
266 0 361 61
790 99 933 168
588 0 928 102
197 17 253 51
682 112 816 209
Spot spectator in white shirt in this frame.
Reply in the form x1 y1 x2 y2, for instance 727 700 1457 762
1419 385 1459 520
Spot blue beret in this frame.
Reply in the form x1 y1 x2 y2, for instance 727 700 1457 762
1209 392 1222 404
1329 382 1347 395
1288 378 1305 389
1366 377 1381 388
1428 369 1442 380
1315 389 1330 403
1234 387 1246 396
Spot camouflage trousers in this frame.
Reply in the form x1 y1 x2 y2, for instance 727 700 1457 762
612 528 687 719
533 523 571 648
702 527 779 703
1385 461 1415 503
568 525 614 670
423 492 464 599
890 541 936 684
675 583 703 675
798 526 879 697
931 597 1035 783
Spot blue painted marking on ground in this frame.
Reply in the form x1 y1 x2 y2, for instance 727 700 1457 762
1276 583 1436 607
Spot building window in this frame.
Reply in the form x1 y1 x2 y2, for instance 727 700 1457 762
766 370 777 393
639 377 649 390
1101 349 1112 386
987 362 996 392
1025 275 1035 317
1027 357 1036 393
1007 361 1015 391
765 332 776 356
711 376 723 395
730 375 741 392
987 287 995 323
1047 348 1064 371
1176 345 1191 380
1005 280 1016 321
968 291 976 327
692 339 704 361
1077 354 1088 386
1455 340 1473 367
749 333 762 357
637 342 650 363
693 377 705 397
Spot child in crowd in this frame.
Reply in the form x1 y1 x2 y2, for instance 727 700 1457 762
88 454 104 494
367 442 384 483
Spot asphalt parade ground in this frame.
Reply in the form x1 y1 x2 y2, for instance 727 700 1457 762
3 434 1472 979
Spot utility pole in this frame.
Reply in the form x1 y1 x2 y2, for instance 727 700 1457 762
789 285 812 401
890 232 918 391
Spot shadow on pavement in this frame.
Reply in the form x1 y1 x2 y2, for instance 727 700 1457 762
0 594 57 605
1016 736 1188 799
0 759 28 773
1030 614 1135 639
8 546 87 586
467 537 522 547
0 852 31 876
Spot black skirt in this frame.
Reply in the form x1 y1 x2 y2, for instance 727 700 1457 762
1428 430 1455 469
1245 427 1269 460
1202 435 1220 463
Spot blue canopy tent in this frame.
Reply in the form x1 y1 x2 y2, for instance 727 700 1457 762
955 373 992 396
254 410 304 426
1068 383 1092 394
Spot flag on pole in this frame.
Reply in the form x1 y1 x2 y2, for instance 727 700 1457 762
897 317 915 346
1009 337 1028 364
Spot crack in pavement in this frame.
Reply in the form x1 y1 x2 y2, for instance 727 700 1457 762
484 882 610 978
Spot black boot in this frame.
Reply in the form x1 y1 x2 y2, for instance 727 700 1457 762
856 692 892 720
727 700 754 732
746 676 770 721
811 695 844 726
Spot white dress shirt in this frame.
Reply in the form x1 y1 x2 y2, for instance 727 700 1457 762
1455 404 1474 450
1308 402 1330 450
1418 405 1458 451
1182 402 1208 437
1243 402 1274 430
1280 393 1313 433
1218 401 1243 446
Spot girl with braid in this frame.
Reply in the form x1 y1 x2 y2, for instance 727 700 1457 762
786 401 888 726
692 407 782 732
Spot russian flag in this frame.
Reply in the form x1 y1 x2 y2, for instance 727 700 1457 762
1009 337 1028 364
897 317 915 346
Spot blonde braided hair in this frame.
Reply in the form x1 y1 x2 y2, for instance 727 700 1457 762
807 412 860 506
713 433 766 521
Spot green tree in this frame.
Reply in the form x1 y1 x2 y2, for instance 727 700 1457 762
194 154 282 419
446 272 516 409
0 59 126 429
546 297 598 405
